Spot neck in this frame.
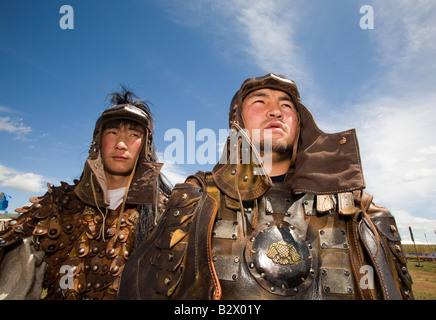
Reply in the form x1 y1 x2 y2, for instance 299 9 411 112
105 172 130 190
263 152 292 177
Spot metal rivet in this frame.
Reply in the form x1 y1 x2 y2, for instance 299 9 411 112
231 169 236 175
324 285 331 293
243 175 248 182
164 277 171 286
234 257 240 263
180 193 187 200
390 225 397 232
78 248 85 255
174 210 180 217
340 137 347 145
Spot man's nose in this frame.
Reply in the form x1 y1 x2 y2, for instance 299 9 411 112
115 137 128 150
267 101 283 118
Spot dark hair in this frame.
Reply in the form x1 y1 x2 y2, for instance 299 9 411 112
106 85 172 246
106 84 153 126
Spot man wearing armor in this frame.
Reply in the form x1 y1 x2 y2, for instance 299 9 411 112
118 73 413 300
0 87 171 300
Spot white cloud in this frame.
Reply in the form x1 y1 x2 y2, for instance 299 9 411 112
324 1 436 242
232 0 308 81
157 152 187 186
0 116 32 138
0 105 12 113
368 1 436 91
340 93 436 242
158 0 310 84
0 164 46 193
392 209 436 243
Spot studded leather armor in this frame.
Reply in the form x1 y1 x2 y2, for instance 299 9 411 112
118 172 414 300
213 182 358 299
0 181 139 300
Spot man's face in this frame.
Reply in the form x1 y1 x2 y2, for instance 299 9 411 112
241 88 299 155
101 123 145 178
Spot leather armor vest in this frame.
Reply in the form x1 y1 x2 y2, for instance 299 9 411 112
117 172 414 300
212 182 356 300
0 182 138 300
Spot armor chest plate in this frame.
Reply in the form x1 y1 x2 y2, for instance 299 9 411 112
35 190 138 300
211 185 356 300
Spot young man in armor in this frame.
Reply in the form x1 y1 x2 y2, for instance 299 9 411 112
0 87 171 300
118 73 413 300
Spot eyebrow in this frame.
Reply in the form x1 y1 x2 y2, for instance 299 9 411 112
104 125 145 134
245 91 293 102
127 126 145 134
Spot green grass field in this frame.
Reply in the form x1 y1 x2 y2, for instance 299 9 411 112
407 261 436 300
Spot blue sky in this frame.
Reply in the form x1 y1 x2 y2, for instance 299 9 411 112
1 0 435 244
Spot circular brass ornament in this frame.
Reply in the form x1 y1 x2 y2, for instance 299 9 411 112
245 221 314 296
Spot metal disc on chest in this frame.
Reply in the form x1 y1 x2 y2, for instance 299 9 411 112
245 221 314 296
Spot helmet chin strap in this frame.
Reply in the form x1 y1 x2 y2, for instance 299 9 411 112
290 123 300 167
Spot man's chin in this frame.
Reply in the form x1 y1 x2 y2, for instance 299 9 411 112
104 168 133 177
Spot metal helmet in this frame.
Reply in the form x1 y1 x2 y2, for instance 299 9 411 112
229 73 301 129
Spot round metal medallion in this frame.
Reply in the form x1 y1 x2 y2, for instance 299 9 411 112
245 221 314 296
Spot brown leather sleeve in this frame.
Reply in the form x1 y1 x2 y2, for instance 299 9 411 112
118 174 221 300
350 191 414 300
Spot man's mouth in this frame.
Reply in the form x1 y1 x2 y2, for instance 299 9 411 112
265 121 285 131
112 156 128 161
